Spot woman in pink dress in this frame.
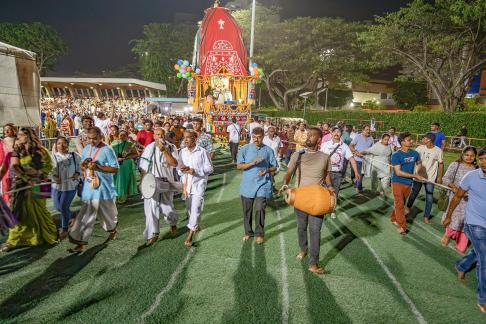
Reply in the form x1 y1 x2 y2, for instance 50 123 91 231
1 123 17 203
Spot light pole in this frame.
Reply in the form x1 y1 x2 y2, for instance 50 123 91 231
249 0 256 69
300 91 313 122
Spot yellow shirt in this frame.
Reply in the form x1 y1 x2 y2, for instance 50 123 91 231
294 130 308 151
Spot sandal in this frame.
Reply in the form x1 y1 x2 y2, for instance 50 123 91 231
296 252 307 261
67 244 85 253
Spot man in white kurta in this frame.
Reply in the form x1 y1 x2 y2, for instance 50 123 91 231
139 128 179 245
178 130 214 247
263 126 282 171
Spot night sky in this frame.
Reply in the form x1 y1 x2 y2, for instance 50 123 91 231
0 0 411 75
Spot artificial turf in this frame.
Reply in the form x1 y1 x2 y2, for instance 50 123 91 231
0 151 483 323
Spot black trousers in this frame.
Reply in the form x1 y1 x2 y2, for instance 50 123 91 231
241 196 266 237
229 142 239 162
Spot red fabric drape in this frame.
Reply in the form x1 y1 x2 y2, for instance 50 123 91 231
198 7 248 76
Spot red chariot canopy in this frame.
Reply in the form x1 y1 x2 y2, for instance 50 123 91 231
198 6 248 76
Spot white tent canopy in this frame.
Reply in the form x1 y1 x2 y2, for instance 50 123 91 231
0 41 40 127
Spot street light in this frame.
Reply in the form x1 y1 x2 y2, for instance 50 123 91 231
300 91 313 122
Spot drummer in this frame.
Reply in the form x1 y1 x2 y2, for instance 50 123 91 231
280 127 334 275
139 127 179 246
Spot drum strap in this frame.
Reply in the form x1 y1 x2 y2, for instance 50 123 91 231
292 150 306 187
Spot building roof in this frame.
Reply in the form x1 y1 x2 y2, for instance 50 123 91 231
0 41 36 60
145 97 187 103
40 77 166 91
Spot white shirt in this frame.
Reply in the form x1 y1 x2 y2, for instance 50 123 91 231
178 146 214 196
389 134 401 150
52 152 81 191
94 117 111 136
226 123 241 143
263 135 282 158
416 144 443 181
248 122 261 142
350 132 357 141
74 116 82 129
139 142 179 181
320 140 353 172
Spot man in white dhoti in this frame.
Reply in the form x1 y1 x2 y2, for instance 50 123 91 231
139 128 179 246
68 127 119 253
178 130 214 247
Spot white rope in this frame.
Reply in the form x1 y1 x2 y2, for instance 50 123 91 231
360 154 451 191
1 177 79 195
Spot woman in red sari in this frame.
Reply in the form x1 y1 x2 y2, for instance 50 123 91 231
0 124 17 203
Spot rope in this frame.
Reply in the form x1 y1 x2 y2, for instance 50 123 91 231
2 177 79 195
360 154 451 191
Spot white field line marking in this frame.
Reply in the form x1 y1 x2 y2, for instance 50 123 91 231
139 230 205 323
361 237 428 324
216 173 227 204
341 212 427 324
376 197 461 255
276 208 290 324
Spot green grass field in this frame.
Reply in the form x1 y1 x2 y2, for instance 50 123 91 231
0 151 482 323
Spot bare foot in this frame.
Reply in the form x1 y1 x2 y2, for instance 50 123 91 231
68 244 85 253
170 226 177 236
296 251 307 260
404 207 410 216
184 239 193 247
106 229 118 241
256 236 264 245
457 269 466 282
0 243 14 252
424 218 431 224
242 235 251 241
59 231 68 241
441 235 449 247
146 235 159 246
309 265 326 275
391 221 399 227
398 227 407 235
478 304 486 313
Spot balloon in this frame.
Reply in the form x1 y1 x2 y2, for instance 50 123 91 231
177 73 182 78
174 64 180 70
186 72 191 77
186 66 192 72
177 59 183 66
252 62 258 68
196 68 201 74
258 68 264 74
183 60 190 66
256 80 262 84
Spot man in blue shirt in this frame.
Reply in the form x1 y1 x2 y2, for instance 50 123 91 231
390 132 425 235
69 126 119 253
237 127 278 245
431 122 446 149
349 124 374 193
443 147 486 313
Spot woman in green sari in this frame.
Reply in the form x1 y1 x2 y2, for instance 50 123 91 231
1 128 58 252
112 130 139 204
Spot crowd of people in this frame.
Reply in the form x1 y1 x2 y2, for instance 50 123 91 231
0 99 485 312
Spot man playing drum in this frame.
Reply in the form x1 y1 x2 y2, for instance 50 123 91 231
281 127 334 274
139 128 179 246
178 130 214 247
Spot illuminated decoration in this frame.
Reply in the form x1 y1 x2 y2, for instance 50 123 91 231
187 0 256 144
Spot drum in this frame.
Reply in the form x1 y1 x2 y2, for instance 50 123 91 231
284 184 336 216
140 174 183 199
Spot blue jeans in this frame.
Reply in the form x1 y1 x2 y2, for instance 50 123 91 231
52 188 76 230
353 161 363 192
456 224 486 304
406 181 434 219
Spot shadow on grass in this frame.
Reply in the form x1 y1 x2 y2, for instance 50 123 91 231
0 243 107 320
221 242 282 323
301 262 351 323
0 245 52 276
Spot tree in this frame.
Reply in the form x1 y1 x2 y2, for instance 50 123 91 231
131 23 197 96
233 5 372 110
361 0 486 112
0 22 67 74
393 76 428 110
